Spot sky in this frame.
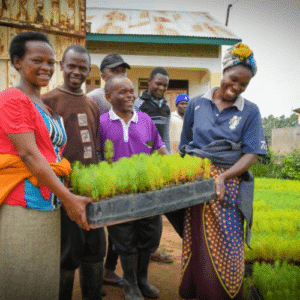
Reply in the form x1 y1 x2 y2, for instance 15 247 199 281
87 0 300 118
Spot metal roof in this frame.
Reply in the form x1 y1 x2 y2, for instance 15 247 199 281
86 8 241 45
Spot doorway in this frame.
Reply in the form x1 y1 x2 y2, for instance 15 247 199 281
138 79 188 112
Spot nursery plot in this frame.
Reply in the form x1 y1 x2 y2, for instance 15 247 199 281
245 178 300 264
252 262 300 300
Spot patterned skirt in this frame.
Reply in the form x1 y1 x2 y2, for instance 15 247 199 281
179 166 244 300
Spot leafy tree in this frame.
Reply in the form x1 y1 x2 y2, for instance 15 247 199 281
262 113 298 143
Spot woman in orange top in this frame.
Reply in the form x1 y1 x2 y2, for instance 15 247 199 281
0 31 92 300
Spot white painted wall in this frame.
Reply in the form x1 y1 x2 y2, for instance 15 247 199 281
90 53 222 74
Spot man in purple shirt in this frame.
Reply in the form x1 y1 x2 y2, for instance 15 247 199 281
99 75 167 300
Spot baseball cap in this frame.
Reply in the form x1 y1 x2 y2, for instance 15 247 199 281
175 94 190 106
100 53 131 71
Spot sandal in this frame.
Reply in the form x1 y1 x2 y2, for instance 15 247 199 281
103 269 124 287
103 278 124 287
150 251 173 263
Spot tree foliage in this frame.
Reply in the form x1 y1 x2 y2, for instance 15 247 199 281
262 113 298 140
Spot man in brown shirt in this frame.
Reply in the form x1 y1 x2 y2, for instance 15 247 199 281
42 45 106 300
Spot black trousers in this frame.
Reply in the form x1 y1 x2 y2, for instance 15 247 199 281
60 208 106 270
108 215 162 255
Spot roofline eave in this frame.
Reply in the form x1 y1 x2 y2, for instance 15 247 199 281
86 33 241 46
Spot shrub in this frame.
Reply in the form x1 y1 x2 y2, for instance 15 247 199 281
281 148 300 180
250 147 283 178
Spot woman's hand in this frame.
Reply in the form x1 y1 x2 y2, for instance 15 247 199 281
214 153 257 201
62 194 93 231
215 174 226 201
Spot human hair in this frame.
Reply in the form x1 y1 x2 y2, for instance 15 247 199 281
9 31 52 63
149 67 169 79
104 75 132 94
62 45 91 66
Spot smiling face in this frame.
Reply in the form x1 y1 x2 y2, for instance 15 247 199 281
60 49 90 93
220 65 253 101
106 77 135 114
13 40 55 89
148 73 169 99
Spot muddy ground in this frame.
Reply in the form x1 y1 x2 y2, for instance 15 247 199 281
72 216 183 300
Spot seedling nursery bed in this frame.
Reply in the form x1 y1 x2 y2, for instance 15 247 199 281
86 178 216 228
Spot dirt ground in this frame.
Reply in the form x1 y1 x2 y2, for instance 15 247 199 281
72 216 183 300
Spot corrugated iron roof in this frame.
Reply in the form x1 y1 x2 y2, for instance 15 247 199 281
86 7 241 44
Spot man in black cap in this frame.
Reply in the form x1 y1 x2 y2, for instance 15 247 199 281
87 53 131 116
88 53 131 288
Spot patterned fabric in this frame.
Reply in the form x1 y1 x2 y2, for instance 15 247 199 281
35 104 66 160
0 88 67 210
222 43 257 76
180 166 244 299
181 206 192 269
205 167 244 297
22 105 66 210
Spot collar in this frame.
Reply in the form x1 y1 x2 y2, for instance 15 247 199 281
203 87 245 111
172 110 183 119
141 90 166 102
108 109 138 123
57 86 84 96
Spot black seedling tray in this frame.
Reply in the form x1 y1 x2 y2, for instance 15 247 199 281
86 178 216 228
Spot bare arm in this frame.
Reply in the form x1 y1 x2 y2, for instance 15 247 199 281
171 141 179 154
157 145 168 156
7 132 92 230
215 153 257 201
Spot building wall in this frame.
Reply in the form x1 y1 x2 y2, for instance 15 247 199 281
87 41 222 104
87 64 212 112
0 0 86 93
127 66 209 97
272 126 300 154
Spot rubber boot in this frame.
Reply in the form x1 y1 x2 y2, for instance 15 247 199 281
120 254 144 300
80 262 104 300
137 252 160 299
59 269 75 300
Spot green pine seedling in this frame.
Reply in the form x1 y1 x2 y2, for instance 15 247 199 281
104 139 115 164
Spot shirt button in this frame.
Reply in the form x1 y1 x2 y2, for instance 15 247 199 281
216 114 219 116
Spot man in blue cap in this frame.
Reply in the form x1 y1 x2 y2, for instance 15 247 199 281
170 94 190 154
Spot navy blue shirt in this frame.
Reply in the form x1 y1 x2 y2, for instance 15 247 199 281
180 88 267 155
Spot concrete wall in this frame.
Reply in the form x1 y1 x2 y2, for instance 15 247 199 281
87 40 222 91
87 41 222 106
87 64 213 112
272 125 300 154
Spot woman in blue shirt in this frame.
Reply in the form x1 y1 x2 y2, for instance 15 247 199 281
179 44 267 300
